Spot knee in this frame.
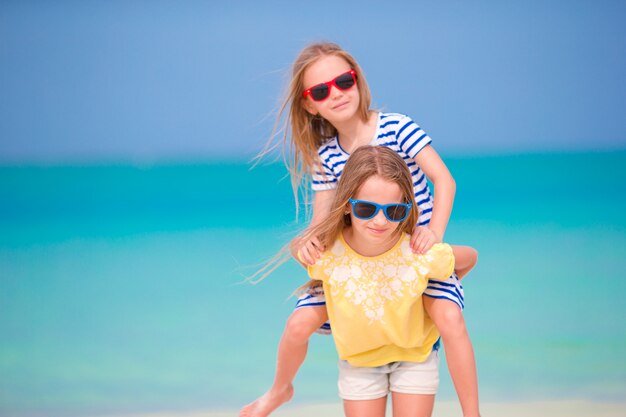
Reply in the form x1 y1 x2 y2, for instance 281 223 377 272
436 305 467 339
284 311 318 342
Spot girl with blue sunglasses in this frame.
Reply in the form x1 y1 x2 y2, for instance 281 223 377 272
243 43 480 417
253 146 477 417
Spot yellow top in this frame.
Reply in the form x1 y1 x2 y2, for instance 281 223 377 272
308 233 455 367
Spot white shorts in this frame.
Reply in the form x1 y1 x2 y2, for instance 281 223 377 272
337 350 440 401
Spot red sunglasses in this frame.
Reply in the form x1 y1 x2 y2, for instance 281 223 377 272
302 70 358 102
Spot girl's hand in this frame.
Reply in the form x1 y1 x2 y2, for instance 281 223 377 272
297 236 325 266
410 226 440 254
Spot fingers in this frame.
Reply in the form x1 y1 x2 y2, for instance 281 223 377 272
411 227 436 254
300 238 324 265
310 236 325 252
417 235 436 254
411 227 429 254
300 245 315 265
410 228 422 253
415 233 431 254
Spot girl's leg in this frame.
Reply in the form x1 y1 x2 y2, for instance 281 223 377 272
343 397 387 417
391 392 435 417
423 297 480 417
240 305 328 417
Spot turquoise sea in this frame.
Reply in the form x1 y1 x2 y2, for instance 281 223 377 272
1 151 626 416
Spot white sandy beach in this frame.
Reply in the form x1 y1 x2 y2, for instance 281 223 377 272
106 400 626 417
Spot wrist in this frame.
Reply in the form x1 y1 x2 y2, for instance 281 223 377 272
427 227 443 242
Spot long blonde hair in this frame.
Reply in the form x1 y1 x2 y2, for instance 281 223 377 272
249 146 418 284
255 42 372 216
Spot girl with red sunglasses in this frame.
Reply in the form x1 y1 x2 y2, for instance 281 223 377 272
242 43 481 417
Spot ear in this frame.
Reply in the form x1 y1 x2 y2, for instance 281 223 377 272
302 97 318 116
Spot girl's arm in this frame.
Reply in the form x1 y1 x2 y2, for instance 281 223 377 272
412 145 456 253
290 189 336 265
451 245 478 279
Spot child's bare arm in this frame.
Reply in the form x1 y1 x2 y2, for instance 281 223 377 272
291 189 336 265
411 145 456 253
451 245 478 279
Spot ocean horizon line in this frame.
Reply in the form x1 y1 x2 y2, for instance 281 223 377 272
1 146 625 168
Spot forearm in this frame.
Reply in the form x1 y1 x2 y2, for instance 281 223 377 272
414 146 456 241
311 189 335 226
428 175 456 240
292 189 335 267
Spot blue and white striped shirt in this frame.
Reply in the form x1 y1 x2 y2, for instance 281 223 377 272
312 112 434 226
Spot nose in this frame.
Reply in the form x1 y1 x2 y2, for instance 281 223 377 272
328 83 344 100
371 209 388 225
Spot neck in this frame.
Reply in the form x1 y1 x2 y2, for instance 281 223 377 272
335 111 376 153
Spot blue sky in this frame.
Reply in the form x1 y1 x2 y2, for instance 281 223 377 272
1 1 625 163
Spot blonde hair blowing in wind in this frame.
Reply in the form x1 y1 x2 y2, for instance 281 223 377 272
249 146 418 285
255 42 372 217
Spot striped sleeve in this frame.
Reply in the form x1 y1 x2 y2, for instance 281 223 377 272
311 158 338 191
395 115 432 159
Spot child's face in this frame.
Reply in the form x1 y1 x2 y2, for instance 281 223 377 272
302 55 360 125
347 175 404 248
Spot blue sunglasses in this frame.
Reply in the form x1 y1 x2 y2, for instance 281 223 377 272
349 199 412 222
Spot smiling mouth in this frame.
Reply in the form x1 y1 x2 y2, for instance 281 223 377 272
332 101 349 110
